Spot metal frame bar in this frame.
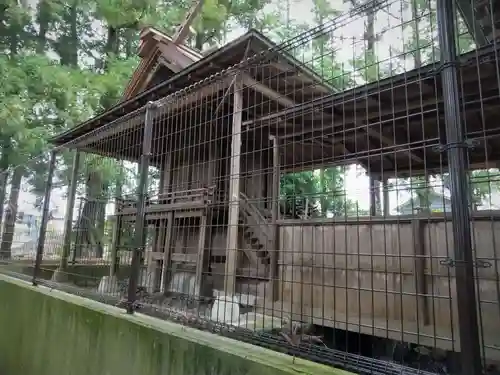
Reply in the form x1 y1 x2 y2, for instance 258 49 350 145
437 0 483 372
126 102 156 313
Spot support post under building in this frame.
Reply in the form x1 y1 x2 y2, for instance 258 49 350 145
369 176 379 216
382 177 390 216
436 0 483 372
127 102 155 313
224 74 243 297
160 153 174 294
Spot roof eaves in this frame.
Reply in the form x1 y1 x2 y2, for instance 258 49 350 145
50 32 259 144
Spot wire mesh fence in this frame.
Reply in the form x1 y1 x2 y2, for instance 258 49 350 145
1 0 500 374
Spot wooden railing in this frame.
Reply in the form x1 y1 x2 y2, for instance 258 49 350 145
157 185 216 205
116 185 216 212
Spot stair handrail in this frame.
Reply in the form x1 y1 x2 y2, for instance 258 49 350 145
239 192 268 226
239 192 272 245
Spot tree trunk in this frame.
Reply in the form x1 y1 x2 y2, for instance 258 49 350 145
195 32 204 50
74 171 105 259
124 29 134 58
57 1 78 67
319 169 327 215
0 151 10 231
36 0 50 54
411 0 422 68
0 167 23 260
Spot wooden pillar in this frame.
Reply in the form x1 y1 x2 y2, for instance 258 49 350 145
369 176 377 216
160 212 174 293
382 177 390 216
159 153 174 294
56 151 80 277
194 145 215 298
109 198 122 277
412 218 430 326
269 135 280 301
152 166 166 252
224 74 243 297
194 213 208 297
147 157 170 289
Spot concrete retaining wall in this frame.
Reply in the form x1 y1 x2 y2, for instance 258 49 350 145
0 274 350 375
4 262 131 287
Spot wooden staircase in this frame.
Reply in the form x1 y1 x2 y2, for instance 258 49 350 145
238 192 272 275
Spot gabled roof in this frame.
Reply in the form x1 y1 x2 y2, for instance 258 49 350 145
122 27 203 101
51 28 333 146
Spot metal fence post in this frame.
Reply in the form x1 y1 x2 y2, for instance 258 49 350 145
436 1 483 373
32 151 57 285
126 102 155 313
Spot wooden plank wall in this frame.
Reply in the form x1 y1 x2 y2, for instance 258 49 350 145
160 144 219 194
267 217 500 360
158 143 219 258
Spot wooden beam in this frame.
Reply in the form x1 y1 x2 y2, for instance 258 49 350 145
148 29 203 60
365 127 423 163
157 42 198 69
155 76 232 109
171 253 198 263
240 74 295 108
269 114 423 165
67 109 145 149
224 75 243 297
172 0 204 45
242 90 444 127
265 61 334 93
157 56 183 73
72 79 232 149
124 52 160 100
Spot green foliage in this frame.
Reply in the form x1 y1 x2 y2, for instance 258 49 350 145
280 168 352 217
0 0 493 242
440 170 500 208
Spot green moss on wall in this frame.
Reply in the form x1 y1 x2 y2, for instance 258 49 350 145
0 274 352 375
3 263 131 287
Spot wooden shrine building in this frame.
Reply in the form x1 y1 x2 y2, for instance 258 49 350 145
50 21 500 362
